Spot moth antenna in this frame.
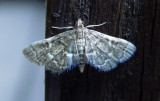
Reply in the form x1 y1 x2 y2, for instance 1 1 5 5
86 22 107 28
52 26 74 29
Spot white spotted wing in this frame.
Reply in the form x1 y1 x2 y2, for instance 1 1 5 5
23 30 80 74
85 29 136 71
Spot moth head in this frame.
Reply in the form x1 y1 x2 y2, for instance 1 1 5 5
76 19 84 27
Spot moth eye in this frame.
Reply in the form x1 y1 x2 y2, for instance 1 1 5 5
75 22 78 27
82 21 84 25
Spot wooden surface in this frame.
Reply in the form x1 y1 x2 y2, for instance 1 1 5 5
45 0 160 101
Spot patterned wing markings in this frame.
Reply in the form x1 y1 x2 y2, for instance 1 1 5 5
45 39 80 74
85 29 136 71
23 19 136 74
85 38 117 71
23 30 80 74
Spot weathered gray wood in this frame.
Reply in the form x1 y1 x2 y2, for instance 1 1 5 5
140 0 160 101
45 0 160 101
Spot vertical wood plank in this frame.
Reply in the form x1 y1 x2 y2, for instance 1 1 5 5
141 0 160 101
45 0 160 101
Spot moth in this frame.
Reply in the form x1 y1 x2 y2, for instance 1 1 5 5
23 19 136 74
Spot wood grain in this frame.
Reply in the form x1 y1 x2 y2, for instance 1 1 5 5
45 0 160 101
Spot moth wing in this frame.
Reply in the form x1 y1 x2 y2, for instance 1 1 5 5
23 30 80 74
85 29 136 71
